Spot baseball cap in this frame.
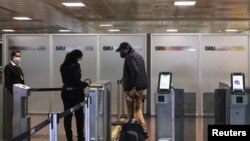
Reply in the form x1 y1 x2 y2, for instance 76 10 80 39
116 42 130 52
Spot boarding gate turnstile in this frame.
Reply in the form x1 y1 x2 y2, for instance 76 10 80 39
215 82 250 125
85 81 111 141
13 84 31 141
12 81 111 141
155 89 175 141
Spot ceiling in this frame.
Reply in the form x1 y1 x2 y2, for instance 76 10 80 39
0 0 250 35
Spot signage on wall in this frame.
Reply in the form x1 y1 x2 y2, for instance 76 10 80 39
103 46 114 51
102 46 143 51
55 46 94 51
204 46 245 51
155 46 195 51
9 46 47 51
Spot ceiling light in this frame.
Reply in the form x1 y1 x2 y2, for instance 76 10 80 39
166 29 178 32
225 29 238 32
100 24 113 27
59 29 71 32
62 2 85 7
2 29 15 32
13 17 32 20
174 1 196 6
108 29 120 32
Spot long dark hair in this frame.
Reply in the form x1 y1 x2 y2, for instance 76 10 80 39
62 49 83 65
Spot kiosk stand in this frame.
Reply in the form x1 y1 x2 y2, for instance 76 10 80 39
155 72 175 141
215 72 250 125
155 90 175 141
229 73 249 124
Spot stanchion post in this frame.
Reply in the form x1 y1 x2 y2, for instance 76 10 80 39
117 80 121 120
49 113 58 141
85 96 91 141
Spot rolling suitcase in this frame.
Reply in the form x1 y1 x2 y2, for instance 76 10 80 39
118 92 146 141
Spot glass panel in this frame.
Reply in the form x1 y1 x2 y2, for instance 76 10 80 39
99 35 146 113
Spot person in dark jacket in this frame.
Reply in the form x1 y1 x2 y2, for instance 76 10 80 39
3 50 25 139
116 42 148 132
60 49 88 141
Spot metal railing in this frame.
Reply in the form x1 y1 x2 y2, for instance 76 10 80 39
10 80 111 141
10 101 85 141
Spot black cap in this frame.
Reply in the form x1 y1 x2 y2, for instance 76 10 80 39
116 42 130 52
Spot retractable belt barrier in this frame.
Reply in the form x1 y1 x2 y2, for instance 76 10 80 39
10 79 114 141
11 78 91 141
9 100 86 141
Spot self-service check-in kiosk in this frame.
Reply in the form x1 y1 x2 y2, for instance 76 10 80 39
155 72 175 141
229 73 250 124
215 73 250 125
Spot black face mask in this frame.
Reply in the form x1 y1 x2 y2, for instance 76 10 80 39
120 51 127 58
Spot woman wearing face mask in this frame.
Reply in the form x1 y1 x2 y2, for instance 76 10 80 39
3 50 24 140
60 49 88 141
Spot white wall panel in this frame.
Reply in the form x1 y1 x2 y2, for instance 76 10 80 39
99 34 146 113
6 35 51 113
151 35 199 114
3 34 250 116
200 35 248 91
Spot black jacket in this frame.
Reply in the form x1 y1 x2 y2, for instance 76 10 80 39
60 63 88 98
4 62 25 94
123 49 147 91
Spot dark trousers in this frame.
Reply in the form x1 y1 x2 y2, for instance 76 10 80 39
62 95 84 141
3 88 13 140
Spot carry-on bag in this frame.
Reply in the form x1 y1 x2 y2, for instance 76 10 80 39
118 92 146 141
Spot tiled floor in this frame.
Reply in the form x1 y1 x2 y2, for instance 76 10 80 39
0 112 214 141
22 114 215 141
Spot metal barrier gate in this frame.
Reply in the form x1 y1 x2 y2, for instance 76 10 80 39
11 81 111 141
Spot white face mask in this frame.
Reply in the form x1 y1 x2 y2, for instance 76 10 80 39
77 59 81 64
13 57 21 63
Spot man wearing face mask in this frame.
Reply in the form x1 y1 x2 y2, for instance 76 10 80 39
3 50 25 139
116 42 148 135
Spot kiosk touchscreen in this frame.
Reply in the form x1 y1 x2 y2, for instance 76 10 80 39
157 72 172 93
231 72 245 94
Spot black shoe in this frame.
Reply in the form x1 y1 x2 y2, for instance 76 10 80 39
78 136 85 141
143 131 149 139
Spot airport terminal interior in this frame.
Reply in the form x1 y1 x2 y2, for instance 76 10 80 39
1 0 250 141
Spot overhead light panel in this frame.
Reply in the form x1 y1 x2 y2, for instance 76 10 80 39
108 29 120 32
2 29 15 32
166 29 178 32
13 17 32 20
62 2 85 7
100 24 113 27
59 29 71 32
225 29 238 32
174 1 196 6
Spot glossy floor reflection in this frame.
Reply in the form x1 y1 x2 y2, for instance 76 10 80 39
27 115 213 141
